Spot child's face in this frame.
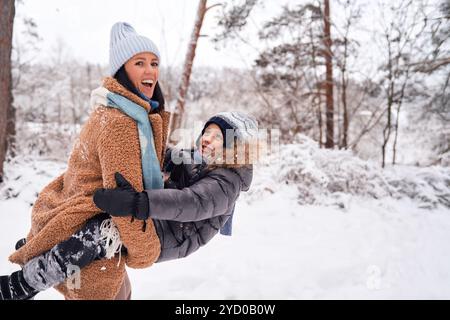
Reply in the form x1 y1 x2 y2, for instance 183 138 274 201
200 124 224 161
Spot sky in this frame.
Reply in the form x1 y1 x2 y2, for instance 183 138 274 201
13 0 282 69
13 0 442 73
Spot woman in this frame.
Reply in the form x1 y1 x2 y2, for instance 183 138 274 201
5 22 171 300
0 112 258 300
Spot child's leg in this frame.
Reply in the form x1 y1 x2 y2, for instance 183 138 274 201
0 269 37 300
23 213 110 291
0 213 110 300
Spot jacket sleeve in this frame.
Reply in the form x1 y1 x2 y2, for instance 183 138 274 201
145 168 242 222
97 115 161 269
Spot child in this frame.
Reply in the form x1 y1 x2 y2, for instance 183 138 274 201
0 112 258 300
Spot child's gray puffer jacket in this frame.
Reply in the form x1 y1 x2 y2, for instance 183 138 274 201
152 148 253 262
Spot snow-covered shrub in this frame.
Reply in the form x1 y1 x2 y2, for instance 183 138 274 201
385 166 450 208
279 134 394 205
246 134 450 209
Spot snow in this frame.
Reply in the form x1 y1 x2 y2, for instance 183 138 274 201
1 143 449 299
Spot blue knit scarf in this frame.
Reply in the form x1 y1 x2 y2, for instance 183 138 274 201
104 92 163 190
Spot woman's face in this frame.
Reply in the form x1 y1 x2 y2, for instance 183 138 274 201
124 52 159 98
200 124 224 161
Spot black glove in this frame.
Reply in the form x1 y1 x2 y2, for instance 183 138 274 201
93 172 149 220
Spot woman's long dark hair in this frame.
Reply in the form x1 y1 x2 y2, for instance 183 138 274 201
113 65 165 112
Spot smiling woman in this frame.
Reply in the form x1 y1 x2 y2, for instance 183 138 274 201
3 21 171 300
124 53 160 98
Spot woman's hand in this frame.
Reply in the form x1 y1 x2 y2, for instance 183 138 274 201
93 172 149 220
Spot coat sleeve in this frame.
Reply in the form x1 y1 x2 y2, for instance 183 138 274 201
97 115 161 269
145 168 242 222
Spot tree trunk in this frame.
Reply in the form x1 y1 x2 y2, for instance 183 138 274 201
381 108 391 168
168 0 208 144
392 103 401 165
381 36 394 168
308 23 324 148
0 0 15 182
324 0 334 149
341 71 348 149
341 36 349 149
392 70 409 165
7 100 16 158
335 78 342 148
382 79 394 168
315 95 324 148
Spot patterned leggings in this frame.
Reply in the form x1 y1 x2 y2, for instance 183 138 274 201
21 213 111 291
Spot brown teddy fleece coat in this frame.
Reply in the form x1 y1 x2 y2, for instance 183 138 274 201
9 77 170 300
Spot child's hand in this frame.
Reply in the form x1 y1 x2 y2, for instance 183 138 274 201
93 172 149 220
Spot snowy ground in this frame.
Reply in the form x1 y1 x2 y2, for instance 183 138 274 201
1 155 450 300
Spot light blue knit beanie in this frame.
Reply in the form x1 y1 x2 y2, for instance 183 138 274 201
109 22 161 76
